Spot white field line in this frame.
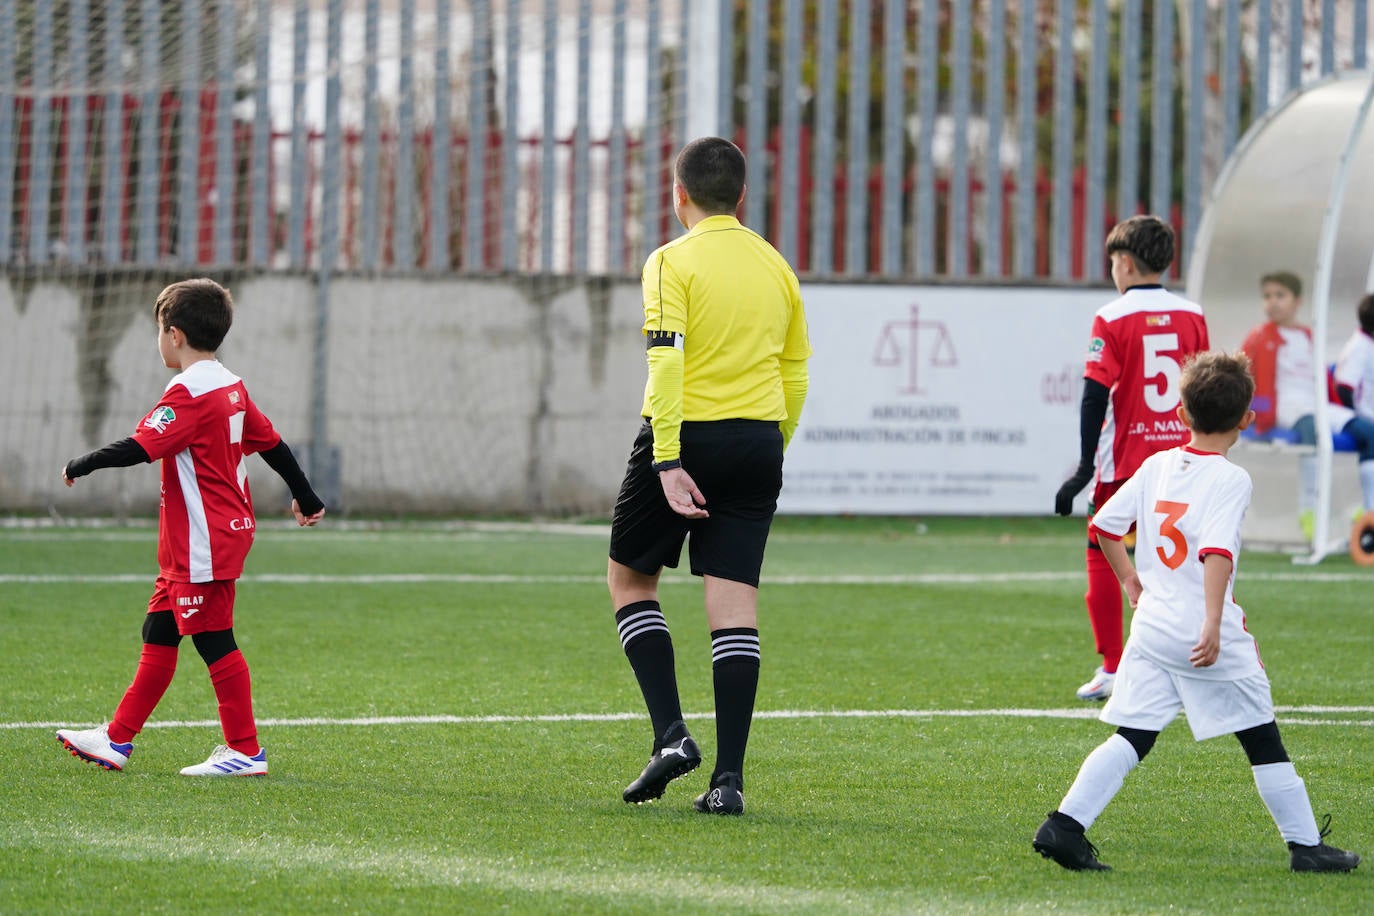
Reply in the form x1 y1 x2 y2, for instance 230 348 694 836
1 516 1071 542
5 569 1374 585
0 522 1084 548
8 705 1373 731
0 517 615 537
0 571 1080 585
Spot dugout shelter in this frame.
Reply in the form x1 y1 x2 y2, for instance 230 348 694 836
1187 70 1374 563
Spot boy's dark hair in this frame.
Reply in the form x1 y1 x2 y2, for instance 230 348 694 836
154 278 234 352
674 137 746 215
1358 293 1374 336
1260 270 1303 297
1105 215 1175 275
1179 350 1255 435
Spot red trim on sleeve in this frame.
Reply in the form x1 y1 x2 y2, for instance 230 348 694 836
1089 523 1125 542
1198 547 1234 563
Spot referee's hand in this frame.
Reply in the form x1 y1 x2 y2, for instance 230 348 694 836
659 467 709 519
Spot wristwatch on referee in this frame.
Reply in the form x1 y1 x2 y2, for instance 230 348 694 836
650 459 682 473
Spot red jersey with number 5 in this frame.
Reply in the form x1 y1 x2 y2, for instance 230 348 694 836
1084 286 1209 484
131 360 281 583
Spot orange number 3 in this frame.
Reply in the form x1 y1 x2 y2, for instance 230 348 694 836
1154 500 1189 570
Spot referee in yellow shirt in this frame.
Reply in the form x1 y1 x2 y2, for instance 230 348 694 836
609 137 811 815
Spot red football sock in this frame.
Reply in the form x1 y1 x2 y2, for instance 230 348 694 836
207 650 259 756
1085 547 1124 673
109 644 179 744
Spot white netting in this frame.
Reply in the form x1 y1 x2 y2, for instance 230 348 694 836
0 1 682 516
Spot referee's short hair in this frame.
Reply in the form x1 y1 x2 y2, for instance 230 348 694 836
1180 350 1254 435
675 137 746 215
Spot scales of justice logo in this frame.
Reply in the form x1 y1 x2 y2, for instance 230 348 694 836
873 303 958 395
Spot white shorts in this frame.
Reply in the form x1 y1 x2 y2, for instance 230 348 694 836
1100 642 1275 741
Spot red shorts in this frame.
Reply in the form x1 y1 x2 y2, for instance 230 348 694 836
148 576 237 636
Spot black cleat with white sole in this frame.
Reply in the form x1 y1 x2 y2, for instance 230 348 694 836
622 721 701 804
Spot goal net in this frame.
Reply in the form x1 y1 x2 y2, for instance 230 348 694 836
0 0 686 518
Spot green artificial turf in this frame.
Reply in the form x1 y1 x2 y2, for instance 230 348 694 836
2 516 1368 913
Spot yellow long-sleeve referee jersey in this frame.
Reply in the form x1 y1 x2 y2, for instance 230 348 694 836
640 214 812 464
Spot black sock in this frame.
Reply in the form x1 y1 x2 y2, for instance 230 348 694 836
615 601 683 741
710 627 760 782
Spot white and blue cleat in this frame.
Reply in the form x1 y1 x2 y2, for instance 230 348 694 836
57 724 133 771
179 744 268 777
1076 666 1116 701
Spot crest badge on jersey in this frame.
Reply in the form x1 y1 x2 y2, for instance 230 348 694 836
143 405 176 433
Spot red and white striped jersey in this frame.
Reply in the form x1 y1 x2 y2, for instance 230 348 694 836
1090 446 1261 680
132 360 281 583
1084 286 1209 483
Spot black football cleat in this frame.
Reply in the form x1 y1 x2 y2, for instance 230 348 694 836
1290 816 1360 872
622 721 701 804
693 771 745 815
1033 812 1111 871
1290 842 1361 872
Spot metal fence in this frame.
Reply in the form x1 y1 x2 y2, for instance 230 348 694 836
1 0 1370 283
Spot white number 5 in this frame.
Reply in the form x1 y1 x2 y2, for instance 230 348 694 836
1143 333 1180 413
229 411 247 494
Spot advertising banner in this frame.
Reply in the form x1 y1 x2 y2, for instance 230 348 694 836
779 284 1107 515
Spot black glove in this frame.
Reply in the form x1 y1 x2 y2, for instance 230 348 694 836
1055 464 1094 516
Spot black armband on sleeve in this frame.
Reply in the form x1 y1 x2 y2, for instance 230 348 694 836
64 437 151 480
259 439 325 515
645 330 683 350
1078 379 1111 468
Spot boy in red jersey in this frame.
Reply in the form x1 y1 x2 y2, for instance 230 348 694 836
1055 216 1209 701
1034 351 1359 873
56 278 325 776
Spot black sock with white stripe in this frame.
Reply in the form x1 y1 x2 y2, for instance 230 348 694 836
615 601 683 742
710 627 760 782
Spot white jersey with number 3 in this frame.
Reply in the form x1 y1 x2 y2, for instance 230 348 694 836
1090 446 1261 680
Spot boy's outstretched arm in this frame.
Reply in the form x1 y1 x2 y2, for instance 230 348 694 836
62 438 152 486
259 439 326 526
1189 553 1230 667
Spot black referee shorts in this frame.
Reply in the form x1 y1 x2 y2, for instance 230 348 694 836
609 418 784 588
